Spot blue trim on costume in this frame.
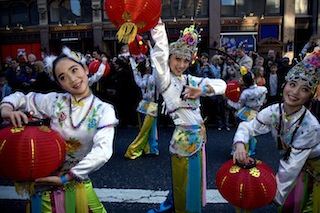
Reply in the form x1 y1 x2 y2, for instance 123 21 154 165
31 192 42 213
186 133 201 212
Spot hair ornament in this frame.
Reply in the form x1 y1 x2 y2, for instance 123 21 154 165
61 46 87 66
169 25 201 62
44 46 87 81
44 55 58 81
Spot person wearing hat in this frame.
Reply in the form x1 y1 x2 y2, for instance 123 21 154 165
232 48 320 212
147 18 227 213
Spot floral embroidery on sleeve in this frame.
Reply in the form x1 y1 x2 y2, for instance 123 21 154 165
56 102 66 128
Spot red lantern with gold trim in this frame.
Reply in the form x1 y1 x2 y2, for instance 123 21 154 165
129 34 148 55
0 124 66 181
105 0 162 44
216 159 277 210
225 80 241 102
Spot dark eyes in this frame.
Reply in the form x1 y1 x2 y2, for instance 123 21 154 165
289 82 310 92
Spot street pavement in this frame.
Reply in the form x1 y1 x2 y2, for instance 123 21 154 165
0 125 280 212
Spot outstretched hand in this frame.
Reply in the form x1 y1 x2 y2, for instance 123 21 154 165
181 85 203 100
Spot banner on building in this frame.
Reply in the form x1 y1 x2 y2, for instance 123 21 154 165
220 32 257 56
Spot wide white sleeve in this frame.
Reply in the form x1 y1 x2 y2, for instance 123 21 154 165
70 104 117 179
198 77 227 96
0 91 58 119
88 63 106 86
150 19 171 93
233 107 273 144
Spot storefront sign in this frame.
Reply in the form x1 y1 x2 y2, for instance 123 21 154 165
50 25 91 32
220 32 257 55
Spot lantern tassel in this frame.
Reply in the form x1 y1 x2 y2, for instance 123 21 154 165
14 181 35 195
117 22 138 44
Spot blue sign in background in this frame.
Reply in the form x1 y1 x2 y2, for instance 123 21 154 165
220 33 256 55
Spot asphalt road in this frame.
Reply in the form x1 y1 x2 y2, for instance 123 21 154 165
0 124 280 213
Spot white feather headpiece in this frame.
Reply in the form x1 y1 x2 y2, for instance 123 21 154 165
44 46 87 81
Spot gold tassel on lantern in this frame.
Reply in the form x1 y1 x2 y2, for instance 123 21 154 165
117 21 138 44
14 181 35 195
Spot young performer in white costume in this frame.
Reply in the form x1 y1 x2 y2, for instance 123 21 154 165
125 55 159 159
0 46 118 212
232 48 320 212
147 18 227 213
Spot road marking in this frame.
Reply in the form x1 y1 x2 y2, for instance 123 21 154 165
0 186 228 204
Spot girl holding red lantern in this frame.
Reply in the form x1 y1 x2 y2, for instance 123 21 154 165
0 46 118 212
232 48 320 212
147 18 226 213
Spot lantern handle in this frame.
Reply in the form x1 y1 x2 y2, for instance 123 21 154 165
24 111 51 126
235 157 256 169
0 111 50 129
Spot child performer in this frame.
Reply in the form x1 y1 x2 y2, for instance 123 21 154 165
148 18 227 213
232 48 320 212
0 46 118 212
228 71 268 155
124 54 159 159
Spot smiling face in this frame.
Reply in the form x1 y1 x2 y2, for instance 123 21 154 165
283 80 312 113
54 58 90 99
169 55 190 76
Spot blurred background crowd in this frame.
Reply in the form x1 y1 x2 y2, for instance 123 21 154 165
1 34 320 128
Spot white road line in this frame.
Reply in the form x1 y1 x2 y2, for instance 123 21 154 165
0 186 227 204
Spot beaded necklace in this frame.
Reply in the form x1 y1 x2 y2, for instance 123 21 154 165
69 95 95 129
277 102 306 160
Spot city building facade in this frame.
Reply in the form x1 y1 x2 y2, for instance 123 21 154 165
0 0 319 67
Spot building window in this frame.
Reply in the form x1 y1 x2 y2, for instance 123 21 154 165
11 2 29 26
266 0 280 14
295 0 309 15
221 0 281 16
30 2 39 25
49 1 60 23
221 0 235 16
49 0 92 24
162 0 208 19
236 0 264 15
0 3 10 27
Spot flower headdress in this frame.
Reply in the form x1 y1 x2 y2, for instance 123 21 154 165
285 47 320 92
169 25 200 62
44 46 87 81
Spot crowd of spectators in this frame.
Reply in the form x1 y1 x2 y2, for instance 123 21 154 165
1 35 320 127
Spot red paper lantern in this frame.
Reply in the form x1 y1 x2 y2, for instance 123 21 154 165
129 34 148 55
226 80 241 102
105 0 162 43
89 60 111 77
0 125 66 181
216 159 277 210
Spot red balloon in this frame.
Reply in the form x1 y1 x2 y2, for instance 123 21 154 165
129 34 148 55
89 60 111 77
105 0 162 43
216 159 277 210
226 80 241 102
0 125 66 181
